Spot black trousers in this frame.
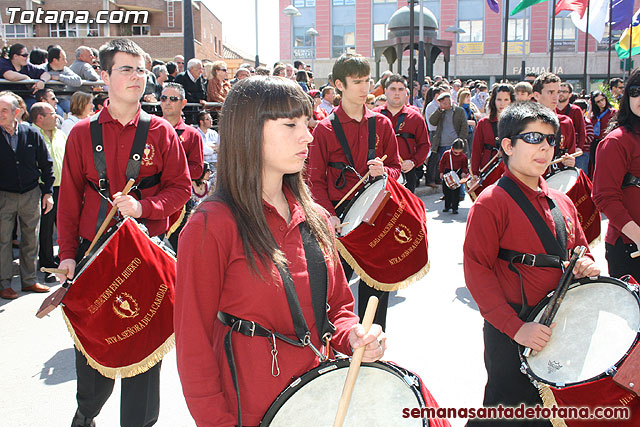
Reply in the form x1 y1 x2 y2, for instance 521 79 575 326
403 168 419 194
606 237 640 281
425 152 440 185
442 183 461 211
467 321 550 426
75 349 161 427
339 251 389 331
39 186 59 268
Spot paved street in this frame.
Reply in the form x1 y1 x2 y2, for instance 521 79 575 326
0 189 609 427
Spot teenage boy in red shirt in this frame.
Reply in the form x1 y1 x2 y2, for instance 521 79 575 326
307 53 401 330
463 102 599 426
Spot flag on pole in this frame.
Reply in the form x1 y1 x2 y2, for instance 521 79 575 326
487 0 500 13
610 0 635 30
555 0 589 18
511 0 548 16
569 0 610 42
615 9 640 59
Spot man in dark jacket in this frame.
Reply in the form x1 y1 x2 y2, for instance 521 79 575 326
174 58 207 105
428 92 468 182
0 92 55 299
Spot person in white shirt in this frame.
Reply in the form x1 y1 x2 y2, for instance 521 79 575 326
60 92 94 136
319 86 335 114
197 111 219 165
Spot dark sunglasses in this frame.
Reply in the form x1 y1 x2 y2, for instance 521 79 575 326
628 85 640 98
18 53 29 58
218 68 227 72
510 131 557 147
160 95 181 102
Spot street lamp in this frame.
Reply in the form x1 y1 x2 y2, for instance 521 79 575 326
445 25 465 79
283 5 301 64
306 27 319 72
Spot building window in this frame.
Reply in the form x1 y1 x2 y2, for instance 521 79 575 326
214 37 218 53
423 0 440 25
132 25 151 36
459 20 483 42
50 23 78 37
551 10 576 50
294 25 316 59
598 25 623 51
373 0 396 3
373 23 388 41
294 0 316 6
332 24 356 57
333 0 355 5
458 0 484 42
4 24 30 38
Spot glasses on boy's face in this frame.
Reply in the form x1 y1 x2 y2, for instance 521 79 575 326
111 66 148 77
510 131 557 147
627 85 640 98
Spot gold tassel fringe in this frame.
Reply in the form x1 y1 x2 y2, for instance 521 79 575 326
62 309 175 379
166 206 186 238
538 383 568 427
588 233 601 249
336 241 430 291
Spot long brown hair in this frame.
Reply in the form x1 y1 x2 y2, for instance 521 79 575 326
211 76 335 274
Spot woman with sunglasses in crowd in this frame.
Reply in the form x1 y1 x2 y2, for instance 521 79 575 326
0 43 51 108
207 60 231 103
465 102 598 426
587 90 616 176
174 76 385 427
592 70 640 282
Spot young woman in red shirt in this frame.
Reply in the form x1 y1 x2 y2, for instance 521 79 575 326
174 76 386 427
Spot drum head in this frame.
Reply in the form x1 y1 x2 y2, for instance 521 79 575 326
524 277 640 387
261 360 426 426
545 168 579 193
340 178 387 236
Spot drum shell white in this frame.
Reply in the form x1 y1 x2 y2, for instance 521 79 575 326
338 178 387 237
544 167 579 194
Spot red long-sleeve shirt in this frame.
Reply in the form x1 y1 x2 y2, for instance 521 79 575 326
373 103 430 166
174 118 204 180
592 126 640 246
557 103 587 151
175 189 359 427
439 149 469 175
471 117 500 176
557 113 577 155
57 106 191 261
308 104 401 215
464 169 591 339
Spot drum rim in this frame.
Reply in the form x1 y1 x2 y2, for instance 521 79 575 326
543 167 580 190
519 275 640 388
338 175 388 237
259 359 428 426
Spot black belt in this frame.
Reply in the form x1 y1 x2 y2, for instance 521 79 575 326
622 173 640 189
88 173 162 199
498 249 564 269
218 312 304 346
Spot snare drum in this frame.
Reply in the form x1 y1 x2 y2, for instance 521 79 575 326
544 167 601 245
337 176 429 291
521 276 640 425
443 171 460 190
260 359 436 426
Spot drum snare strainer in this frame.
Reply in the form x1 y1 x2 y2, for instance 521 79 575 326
521 277 640 388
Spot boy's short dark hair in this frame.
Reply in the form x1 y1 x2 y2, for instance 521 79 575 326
332 53 370 92
609 77 623 89
452 138 465 150
385 74 407 89
573 99 588 112
532 72 561 94
47 46 63 63
166 61 177 75
99 39 146 75
498 102 560 165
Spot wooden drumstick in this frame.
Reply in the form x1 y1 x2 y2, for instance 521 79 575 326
40 267 68 275
632 251 640 258
334 155 388 210
549 150 582 166
333 296 379 427
85 179 135 256
479 152 501 174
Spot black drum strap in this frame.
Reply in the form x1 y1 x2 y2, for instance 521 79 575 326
490 120 500 148
497 176 568 316
221 222 332 427
89 110 151 232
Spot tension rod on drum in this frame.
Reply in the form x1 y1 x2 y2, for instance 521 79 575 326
334 155 388 210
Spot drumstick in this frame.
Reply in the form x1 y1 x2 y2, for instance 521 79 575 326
334 155 388 210
85 179 135 257
632 251 640 258
339 222 349 228
479 152 501 174
549 150 582 166
40 267 68 275
333 296 379 427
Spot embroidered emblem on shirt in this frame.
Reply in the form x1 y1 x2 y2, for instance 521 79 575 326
398 121 405 132
564 216 575 243
142 143 155 166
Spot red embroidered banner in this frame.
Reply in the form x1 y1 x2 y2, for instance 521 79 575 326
338 178 429 291
62 218 176 378
567 170 601 246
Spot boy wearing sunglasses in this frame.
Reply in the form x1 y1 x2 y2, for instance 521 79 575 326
463 102 598 426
